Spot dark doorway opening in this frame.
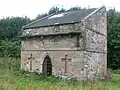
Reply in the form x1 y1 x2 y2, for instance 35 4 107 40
42 55 52 75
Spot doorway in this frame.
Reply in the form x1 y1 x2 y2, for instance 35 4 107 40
42 55 52 75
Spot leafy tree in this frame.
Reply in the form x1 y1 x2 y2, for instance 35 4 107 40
107 9 120 69
35 13 48 20
68 6 81 11
48 7 60 15
0 17 31 57
0 17 30 39
59 8 66 13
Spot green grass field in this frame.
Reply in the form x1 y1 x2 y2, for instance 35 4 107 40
0 57 120 90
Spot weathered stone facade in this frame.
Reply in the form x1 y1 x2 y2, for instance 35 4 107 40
21 6 107 80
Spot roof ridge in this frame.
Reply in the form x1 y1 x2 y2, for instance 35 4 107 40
54 8 97 15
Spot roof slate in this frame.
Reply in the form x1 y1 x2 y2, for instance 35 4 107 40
23 8 96 29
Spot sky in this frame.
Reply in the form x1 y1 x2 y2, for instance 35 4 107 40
0 0 120 19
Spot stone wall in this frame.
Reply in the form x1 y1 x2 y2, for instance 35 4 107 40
21 50 107 80
83 7 107 80
21 7 107 80
85 7 107 53
22 23 84 36
84 7 107 36
21 22 86 80
84 52 107 80
85 29 107 53
21 35 84 51
21 50 85 80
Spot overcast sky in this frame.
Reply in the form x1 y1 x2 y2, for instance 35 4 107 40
0 0 119 19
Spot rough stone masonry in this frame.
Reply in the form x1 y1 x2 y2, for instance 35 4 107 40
21 6 107 80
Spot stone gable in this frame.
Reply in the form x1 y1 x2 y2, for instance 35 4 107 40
21 6 107 80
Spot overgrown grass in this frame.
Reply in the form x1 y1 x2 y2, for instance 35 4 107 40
112 70 120 74
0 57 120 90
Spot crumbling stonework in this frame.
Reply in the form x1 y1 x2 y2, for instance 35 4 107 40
21 6 107 80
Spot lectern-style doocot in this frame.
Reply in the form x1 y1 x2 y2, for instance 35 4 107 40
21 6 107 80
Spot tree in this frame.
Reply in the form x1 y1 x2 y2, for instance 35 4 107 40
48 7 60 15
68 6 81 11
107 9 120 69
0 17 31 57
35 13 48 20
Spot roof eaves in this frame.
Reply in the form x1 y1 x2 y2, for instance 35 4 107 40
22 21 81 29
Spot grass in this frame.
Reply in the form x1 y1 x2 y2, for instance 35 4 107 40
0 57 120 90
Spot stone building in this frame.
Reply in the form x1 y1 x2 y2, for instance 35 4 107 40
21 6 107 80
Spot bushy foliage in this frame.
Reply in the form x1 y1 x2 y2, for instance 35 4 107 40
0 17 31 57
0 39 20 57
0 17 30 38
107 9 120 69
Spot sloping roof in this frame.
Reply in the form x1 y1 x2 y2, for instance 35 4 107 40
23 8 96 29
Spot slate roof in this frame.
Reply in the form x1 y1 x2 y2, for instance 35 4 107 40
23 8 96 29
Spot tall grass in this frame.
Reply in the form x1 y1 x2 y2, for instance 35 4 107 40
0 57 120 90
